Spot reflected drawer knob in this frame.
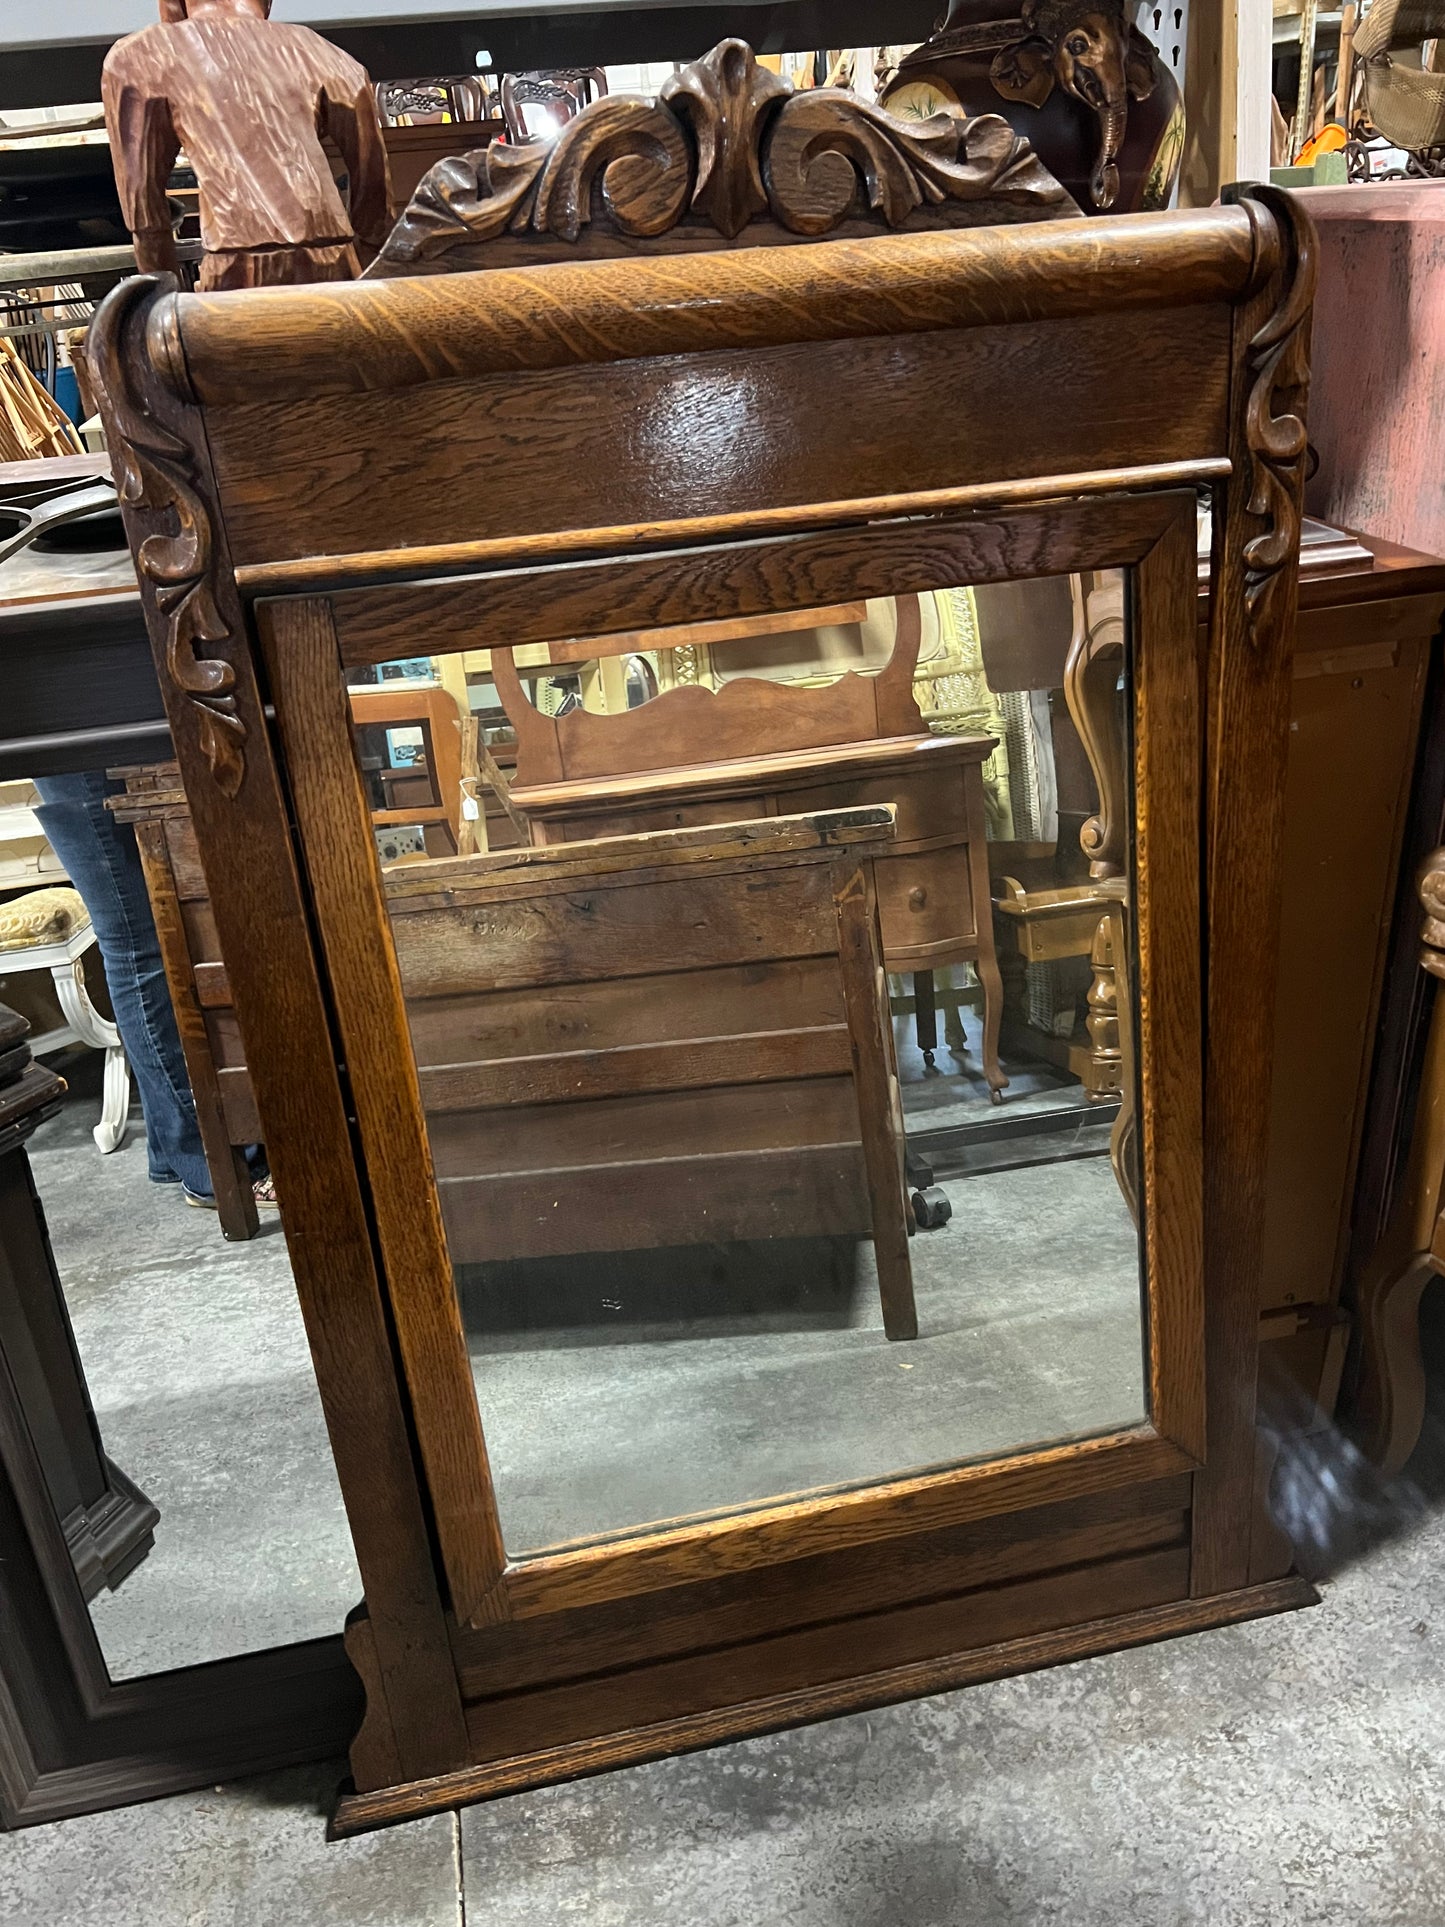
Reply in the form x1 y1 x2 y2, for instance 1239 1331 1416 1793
909 886 928 911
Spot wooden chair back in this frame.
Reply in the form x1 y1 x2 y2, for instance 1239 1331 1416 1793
499 67 607 145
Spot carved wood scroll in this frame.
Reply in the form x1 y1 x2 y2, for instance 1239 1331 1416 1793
88 274 244 797
376 38 1073 272
1237 183 1318 640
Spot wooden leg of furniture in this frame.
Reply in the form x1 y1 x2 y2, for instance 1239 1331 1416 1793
912 970 938 1070
834 862 918 1342
975 945 1007 1105
133 824 258 1242
1351 1252 1436 1476
1086 913 1123 1103
1106 902 1141 1226
1346 849 1445 1474
49 955 129 1155
940 971 971 1054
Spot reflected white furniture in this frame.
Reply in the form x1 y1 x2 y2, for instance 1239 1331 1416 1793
0 888 129 1154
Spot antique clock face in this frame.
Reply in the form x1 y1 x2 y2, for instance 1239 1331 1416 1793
884 75 964 121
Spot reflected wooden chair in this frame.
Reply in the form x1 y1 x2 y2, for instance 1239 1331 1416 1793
382 806 918 1339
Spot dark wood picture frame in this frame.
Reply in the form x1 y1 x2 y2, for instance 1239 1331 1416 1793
90 116 1317 1829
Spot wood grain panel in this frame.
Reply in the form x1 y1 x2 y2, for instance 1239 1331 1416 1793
495 1429 1195 1622
417 1025 853 1112
389 867 839 999
212 309 1231 568
463 1549 1193 1766
172 209 1259 406
258 596 511 1627
403 959 845 1066
439 1144 872 1265
424 1078 860 1177
334 1576 1316 1833
1133 502 1208 1461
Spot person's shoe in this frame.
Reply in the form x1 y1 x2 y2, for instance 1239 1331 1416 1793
183 1186 216 1210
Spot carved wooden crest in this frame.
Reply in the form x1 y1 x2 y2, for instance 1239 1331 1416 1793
88 275 246 797
375 38 1073 274
1236 184 1317 640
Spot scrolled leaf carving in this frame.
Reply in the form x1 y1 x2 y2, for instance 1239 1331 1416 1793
764 95 1070 236
88 276 245 797
375 35 1070 272
660 38 789 238
1238 184 1317 638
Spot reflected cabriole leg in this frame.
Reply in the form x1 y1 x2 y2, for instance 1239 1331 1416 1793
834 858 918 1341
1348 851 1445 1474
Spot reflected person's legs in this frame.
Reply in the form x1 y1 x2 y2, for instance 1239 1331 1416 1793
33 770 215 1199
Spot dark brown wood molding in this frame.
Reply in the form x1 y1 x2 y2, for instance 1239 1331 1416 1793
87 275 245 799
331 1574 1317 1836
378 38 1071 272
1237 185 1318 639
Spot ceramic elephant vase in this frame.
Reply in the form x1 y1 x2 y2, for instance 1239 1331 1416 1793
883 0 1185 215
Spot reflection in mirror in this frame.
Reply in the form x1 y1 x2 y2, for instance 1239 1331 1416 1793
375 570 1148 1554
0 774 360 1682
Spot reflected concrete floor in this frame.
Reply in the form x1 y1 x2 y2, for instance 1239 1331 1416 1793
462 1156 1144 1555
25 1068 361 1682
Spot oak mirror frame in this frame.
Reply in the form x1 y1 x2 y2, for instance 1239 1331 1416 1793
91 185 1316 1831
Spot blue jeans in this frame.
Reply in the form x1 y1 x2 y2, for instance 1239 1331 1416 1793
34 770 217 1197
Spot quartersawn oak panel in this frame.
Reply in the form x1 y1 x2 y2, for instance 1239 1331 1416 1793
208 308 1231 568
451 1475 1194 1700
172 209 1260 407
325 495 1189 670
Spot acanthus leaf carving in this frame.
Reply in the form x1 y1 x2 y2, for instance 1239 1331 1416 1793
1239 184 1317 639
89 276 245 797
660 38 789 238
376 36 1070 271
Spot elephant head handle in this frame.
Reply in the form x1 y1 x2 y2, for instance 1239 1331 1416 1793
990 0 1159 209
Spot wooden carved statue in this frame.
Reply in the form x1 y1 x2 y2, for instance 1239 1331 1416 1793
102 0 392 291
883 0 1185 213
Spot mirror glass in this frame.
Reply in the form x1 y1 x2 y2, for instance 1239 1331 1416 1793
1 770 360 1682
368 568 1148 1554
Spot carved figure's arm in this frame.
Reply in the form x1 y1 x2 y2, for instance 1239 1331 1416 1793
321 68 394 262
102 59 181 275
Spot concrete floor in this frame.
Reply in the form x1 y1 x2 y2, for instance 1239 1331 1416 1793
6 1325 1445 1924
14 1044 1445 1920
